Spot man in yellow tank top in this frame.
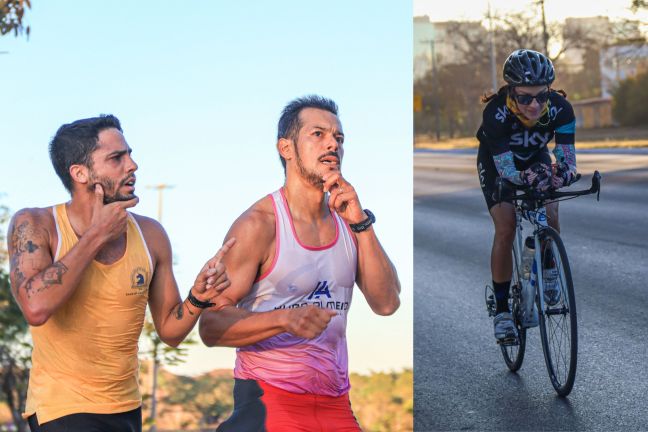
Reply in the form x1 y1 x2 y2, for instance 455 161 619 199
7 115 235 432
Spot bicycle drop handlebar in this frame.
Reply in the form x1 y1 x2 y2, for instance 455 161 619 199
492 171 602 204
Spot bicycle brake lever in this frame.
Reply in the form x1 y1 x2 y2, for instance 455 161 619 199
591 171 601 201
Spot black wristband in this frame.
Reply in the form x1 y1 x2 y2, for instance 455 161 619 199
349 209 375 233
187 290 214 309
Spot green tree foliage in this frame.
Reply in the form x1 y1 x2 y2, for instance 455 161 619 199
0 0 31 38
631 0 647 11
140 316 196 431
612 71 648 126
160 370 234 428
350 369 413 432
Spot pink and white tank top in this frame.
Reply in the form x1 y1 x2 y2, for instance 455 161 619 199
234 188 358 396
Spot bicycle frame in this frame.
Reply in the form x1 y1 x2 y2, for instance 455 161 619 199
513 204 550 317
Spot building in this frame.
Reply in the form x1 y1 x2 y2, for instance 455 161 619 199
600 43 648 98
413 15 435 80
571 97 613 128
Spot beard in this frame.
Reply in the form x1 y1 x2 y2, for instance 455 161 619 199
294 146 341 189
87 173 137 204
295 149 324 188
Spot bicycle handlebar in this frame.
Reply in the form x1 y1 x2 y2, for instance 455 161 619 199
493 171 601 204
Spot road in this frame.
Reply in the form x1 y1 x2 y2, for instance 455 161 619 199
414 151 648 431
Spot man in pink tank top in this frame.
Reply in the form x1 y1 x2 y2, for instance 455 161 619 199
7 115 235 432
200 96 401 431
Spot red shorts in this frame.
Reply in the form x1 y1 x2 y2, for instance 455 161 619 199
258 381 361 432
216 379 361 432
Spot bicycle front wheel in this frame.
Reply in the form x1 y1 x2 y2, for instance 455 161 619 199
537 227 577 396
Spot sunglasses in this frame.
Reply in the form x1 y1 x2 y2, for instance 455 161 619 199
512 90 550 105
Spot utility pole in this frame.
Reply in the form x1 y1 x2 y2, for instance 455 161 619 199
538 0 549 54
144 184 173 432
146 184 174 223
488 1 498 92
421 38 442 141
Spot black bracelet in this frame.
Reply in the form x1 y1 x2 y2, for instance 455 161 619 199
349 209 375 233
187 290 214 309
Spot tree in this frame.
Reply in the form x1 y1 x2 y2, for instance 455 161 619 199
612 71 648 126
140 315 196 431
414 11 638 140
160 372 234 428
0 204 31 432
631 0 647 11
0 0 31 38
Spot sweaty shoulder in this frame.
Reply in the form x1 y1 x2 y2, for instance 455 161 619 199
130 213 166 240
229 194 276 249
130 213 169 264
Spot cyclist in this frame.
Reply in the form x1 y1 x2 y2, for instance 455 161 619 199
476 49 577 343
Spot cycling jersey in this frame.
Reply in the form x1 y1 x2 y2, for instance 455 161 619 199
476 90 576 185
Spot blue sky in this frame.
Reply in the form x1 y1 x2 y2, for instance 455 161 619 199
0 1 413 375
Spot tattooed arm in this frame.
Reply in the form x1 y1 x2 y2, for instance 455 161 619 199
7 208 106 326
8 188 138 326
139 216 234 348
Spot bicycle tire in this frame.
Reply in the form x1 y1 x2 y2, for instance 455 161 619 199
537 227 577 396
501 249 526 372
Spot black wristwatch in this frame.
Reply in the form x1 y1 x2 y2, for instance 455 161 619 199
349 209 375 233
187 290 214 309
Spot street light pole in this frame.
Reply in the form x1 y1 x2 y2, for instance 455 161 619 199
146 184 174 223
144 183 173 432
488 0 498 92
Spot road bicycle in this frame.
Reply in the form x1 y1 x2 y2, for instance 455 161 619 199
485 170 601 396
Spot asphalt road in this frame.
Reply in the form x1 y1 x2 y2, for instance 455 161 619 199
414 151 648 432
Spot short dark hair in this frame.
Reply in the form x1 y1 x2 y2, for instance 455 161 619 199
49 114 122 193
277 95 338 170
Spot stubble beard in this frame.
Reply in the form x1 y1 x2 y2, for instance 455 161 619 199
295 147 325 189
87 173 137 204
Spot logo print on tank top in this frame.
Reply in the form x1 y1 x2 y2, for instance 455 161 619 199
307 281 332 300
129 267 149 295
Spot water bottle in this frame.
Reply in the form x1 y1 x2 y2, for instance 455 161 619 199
521 259 539 328
521 236 535 281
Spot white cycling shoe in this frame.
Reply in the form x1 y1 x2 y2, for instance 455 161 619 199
543 268 562 306
494 312 518 343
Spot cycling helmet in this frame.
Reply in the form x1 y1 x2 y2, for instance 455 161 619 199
503 49 555 86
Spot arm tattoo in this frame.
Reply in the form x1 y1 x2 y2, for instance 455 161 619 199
174 300 195 320
23 262 68 299
9 220 45 294
175 302 184 320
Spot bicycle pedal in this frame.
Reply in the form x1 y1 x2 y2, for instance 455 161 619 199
497 336 519 346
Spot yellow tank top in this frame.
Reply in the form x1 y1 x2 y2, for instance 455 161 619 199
24 203 152 423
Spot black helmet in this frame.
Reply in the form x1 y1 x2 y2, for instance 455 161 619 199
503 49 555 86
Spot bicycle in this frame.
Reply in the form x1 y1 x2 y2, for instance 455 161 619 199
485 169 601 396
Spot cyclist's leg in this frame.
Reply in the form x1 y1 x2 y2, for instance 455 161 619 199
478 144 515 312
478 145 518 341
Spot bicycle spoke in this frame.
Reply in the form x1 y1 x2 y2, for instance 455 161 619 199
538 230 577 396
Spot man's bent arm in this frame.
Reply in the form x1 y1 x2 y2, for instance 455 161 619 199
200 304 289 347
199 201 291 347
140 216 208 348
8 209 104 326
355 226 401 316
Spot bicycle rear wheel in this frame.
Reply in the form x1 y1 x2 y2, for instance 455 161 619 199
500 251 526 372
537 227 577 396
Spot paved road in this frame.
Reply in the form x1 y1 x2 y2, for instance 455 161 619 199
414 151 648 431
